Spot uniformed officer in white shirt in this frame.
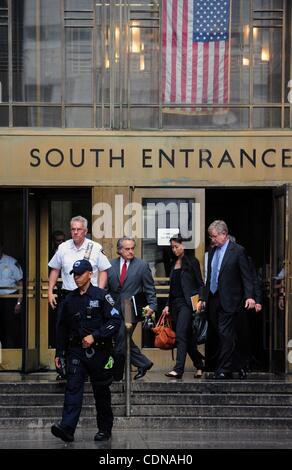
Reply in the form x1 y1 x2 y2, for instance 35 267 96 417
48 215 111 309
0 241 23 348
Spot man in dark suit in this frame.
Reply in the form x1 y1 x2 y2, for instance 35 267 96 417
107 237 157 380
198 220 255 379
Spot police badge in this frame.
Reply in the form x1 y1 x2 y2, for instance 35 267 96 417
105 294 115 306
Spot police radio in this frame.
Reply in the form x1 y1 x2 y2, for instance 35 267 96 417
84 242 93 260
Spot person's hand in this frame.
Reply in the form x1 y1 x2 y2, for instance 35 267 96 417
82 334 94 348
278 297 284 311
14 302 21 314
245 298 255 309
196 300 205 313
162 306 169 316
55 357 61 369
145 308 154 316
255 303 262 313
48 292 58 309
143 306 154 316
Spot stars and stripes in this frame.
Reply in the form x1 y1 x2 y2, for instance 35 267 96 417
162 0 231 106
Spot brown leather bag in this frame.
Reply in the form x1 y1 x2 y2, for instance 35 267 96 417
152 312 176 350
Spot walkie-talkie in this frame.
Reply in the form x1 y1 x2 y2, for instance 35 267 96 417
84 242 93 260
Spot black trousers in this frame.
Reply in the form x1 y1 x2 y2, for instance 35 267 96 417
61 347 113 435
171 298 204 374
114 320 152 373
0 298 22 348
208 293 244 374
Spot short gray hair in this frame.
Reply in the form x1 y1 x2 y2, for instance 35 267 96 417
208 220 228 235
117 236 136 253
70 215 88 229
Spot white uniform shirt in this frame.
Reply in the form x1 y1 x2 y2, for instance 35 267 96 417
0 254 23 295
48 238 111 290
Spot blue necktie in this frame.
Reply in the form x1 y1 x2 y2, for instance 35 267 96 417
210 248 220 294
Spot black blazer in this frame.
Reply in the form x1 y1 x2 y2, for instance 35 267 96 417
168 256 204 310
204 241 254 313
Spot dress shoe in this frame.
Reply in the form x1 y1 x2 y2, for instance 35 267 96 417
214 372 233 380
94 431 111 442
165 370 183 379
238 368 247 380
133 362 153 380
56 374 66 382
51 422 74 442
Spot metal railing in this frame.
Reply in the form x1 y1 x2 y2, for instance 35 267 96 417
123 298 133 417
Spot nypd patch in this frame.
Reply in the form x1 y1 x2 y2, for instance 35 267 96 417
105 294 115 306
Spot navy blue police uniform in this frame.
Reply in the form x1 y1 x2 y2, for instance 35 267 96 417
53 278 121 441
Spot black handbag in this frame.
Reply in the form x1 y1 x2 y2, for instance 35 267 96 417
192 311 208 345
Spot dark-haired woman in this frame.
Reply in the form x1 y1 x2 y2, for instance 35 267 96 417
163 235 205 379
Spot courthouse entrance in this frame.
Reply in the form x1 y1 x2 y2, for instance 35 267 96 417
0 185 291 373
0 188 91 371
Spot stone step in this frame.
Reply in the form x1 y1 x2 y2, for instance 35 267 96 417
132 393 292 406
0 393 124 405
0 382 123 394
0 416 291 430
0 392 291 406
0 405 125 418
130 404 292 418
1 380 292 394
1 374 291 430
0 403 290 418
131 381 292 394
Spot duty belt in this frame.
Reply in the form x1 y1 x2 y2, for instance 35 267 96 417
69 337 111 349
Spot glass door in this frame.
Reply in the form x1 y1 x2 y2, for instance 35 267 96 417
131 188 205 369
284 185 292 374
0 190 25 370
38 190 91 370
270 186 288 373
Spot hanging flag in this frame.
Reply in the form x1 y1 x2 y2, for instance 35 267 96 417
162 0 231 107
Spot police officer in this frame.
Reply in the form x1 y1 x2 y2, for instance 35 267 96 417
51 259 121 443
48 215 111 309
0 241 23 348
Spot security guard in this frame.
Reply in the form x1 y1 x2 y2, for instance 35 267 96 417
51 259 121 443
0 241 23 348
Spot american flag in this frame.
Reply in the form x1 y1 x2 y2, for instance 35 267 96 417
162 0 231 106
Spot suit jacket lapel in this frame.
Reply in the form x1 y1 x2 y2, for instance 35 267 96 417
207 248 216 283
219 241 234 276
112 258 121 285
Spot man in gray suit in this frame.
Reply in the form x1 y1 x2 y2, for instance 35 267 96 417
107 237 157 380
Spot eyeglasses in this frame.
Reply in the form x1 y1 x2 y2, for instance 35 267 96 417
209 233 224 240
71 228 84 232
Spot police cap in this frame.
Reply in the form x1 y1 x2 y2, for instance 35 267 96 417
70 259 93 275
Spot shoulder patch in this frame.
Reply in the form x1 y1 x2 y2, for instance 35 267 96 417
110 307 119 317
105 294 115 306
